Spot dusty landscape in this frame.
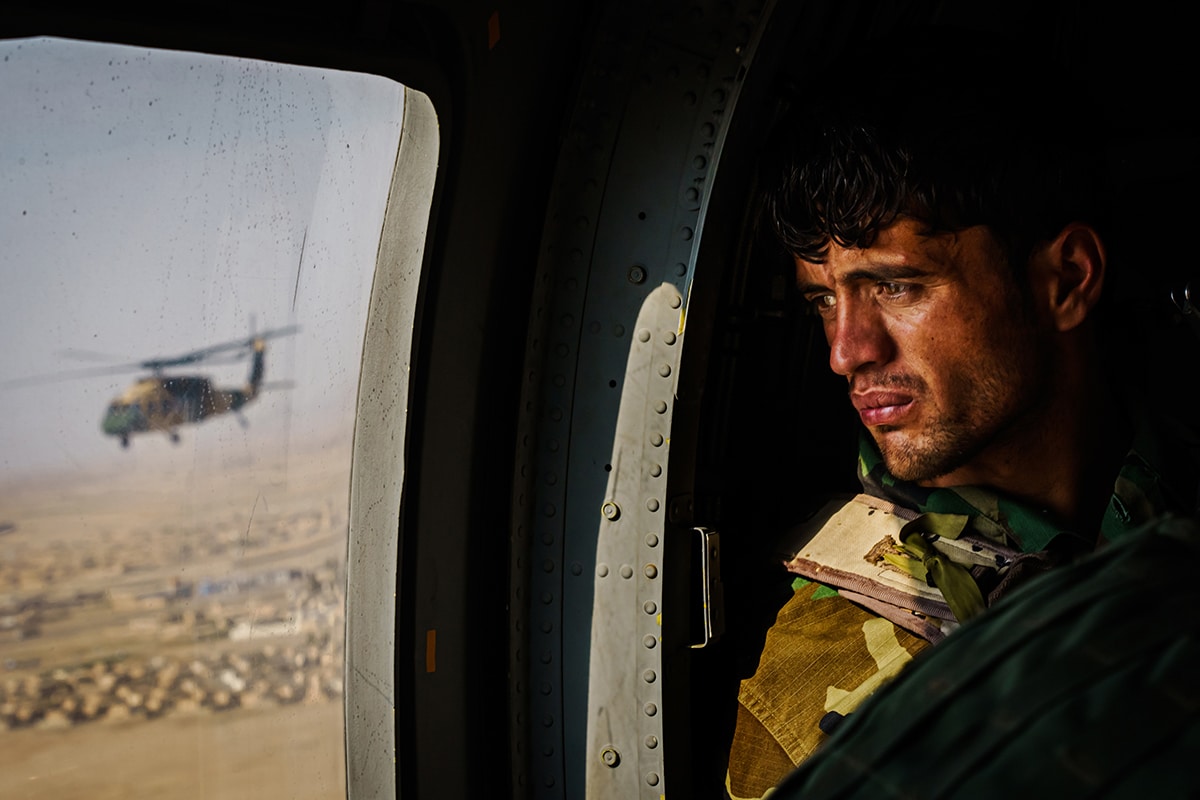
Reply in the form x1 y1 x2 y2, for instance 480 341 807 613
0 444 353 799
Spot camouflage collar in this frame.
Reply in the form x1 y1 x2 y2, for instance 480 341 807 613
855 430 1186 554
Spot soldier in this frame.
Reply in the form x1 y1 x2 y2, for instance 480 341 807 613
726 29 1199 799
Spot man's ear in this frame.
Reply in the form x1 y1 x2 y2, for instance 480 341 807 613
1033 223 1106 332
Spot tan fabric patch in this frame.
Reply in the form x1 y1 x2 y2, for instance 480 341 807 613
824 617 914 715
726 588 929 798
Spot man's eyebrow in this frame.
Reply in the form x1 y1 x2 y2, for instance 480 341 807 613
795 263 932 294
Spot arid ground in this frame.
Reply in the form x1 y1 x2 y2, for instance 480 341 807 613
0 443 353 799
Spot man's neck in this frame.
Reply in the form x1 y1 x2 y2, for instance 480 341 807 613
924 358 1128 533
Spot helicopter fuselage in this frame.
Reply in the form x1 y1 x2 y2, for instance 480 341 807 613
101 341 264 446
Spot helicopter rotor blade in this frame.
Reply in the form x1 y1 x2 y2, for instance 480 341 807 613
3 325 299 389
0 361 150 389
138 325 300 371
56 347 135 364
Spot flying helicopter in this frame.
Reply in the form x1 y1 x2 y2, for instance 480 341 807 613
2 325 298 449
97 326 299 447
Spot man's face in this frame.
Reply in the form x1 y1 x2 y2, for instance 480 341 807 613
795 219 1049 484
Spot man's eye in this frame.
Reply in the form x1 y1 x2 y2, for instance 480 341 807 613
877 282 914 300
808 294 836 316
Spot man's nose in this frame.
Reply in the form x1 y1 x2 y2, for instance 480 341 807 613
827 301 894 377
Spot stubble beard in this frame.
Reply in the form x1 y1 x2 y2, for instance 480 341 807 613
868 358 1040 485
875 409 992 483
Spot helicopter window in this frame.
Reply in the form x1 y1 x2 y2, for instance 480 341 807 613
0 36 435 799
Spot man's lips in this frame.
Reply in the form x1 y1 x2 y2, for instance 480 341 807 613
851 391 915 426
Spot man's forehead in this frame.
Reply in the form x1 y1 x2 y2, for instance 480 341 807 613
793 222 997 284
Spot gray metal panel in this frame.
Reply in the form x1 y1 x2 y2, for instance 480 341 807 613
509 2 773 797
586 283 684 799
344 88 439 800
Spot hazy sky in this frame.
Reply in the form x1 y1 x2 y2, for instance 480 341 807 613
0 37 409 481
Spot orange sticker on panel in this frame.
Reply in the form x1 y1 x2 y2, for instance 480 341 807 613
488 12 501 50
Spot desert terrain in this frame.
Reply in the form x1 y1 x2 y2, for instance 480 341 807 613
0 444 353 799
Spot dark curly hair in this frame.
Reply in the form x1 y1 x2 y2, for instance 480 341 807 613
763 30 1104 276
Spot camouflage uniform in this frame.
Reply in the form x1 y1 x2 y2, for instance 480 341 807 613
770 512 1200 799
726 425 1196 800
